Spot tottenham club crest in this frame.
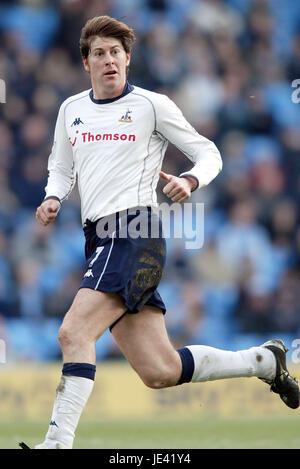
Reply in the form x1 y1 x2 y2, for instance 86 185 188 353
119 109 132 123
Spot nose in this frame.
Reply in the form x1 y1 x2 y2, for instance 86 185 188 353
105 52 114 65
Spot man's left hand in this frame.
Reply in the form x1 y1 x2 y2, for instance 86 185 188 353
159 171 197 203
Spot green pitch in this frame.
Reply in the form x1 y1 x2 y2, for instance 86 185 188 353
1 416 300 449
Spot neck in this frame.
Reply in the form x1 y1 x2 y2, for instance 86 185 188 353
92 82 126 100
89 82 133 105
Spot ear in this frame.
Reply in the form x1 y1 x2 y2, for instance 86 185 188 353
126 52 131 68
82 57 90 74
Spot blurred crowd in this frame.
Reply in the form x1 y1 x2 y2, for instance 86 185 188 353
0 0 300 361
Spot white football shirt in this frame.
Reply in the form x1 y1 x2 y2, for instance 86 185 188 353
45 83 222 224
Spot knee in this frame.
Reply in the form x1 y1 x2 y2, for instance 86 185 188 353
58 324 83 352
58 325 73 350
140 365 179 390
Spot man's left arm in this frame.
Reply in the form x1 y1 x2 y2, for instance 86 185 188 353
156 95 222 200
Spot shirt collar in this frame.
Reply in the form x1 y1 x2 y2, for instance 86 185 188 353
89 81 134 104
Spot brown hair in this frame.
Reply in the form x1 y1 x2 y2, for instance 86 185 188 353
80 15 136 59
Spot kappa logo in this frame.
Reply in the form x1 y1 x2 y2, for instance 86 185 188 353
49 420 58 427
84 269 94 278
71 117 84 126
119 109 132 123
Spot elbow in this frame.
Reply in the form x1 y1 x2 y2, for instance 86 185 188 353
213 143 223 174
218 153 223 173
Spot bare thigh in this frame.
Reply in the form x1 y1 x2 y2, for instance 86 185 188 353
59 288 127 363
111 306 182 388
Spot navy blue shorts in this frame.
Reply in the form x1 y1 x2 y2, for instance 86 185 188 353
79 207 167 321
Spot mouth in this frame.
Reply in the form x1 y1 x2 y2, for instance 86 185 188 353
104 70 117 76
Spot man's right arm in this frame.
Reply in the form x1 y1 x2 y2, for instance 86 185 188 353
36 103 75 226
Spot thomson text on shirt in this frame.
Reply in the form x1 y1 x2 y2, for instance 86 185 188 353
82 131 136 142
68 131 136 146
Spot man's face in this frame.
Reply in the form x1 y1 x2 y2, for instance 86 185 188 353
83 36 130 98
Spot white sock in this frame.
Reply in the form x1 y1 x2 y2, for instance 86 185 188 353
38 375 94 449
186 345 276 382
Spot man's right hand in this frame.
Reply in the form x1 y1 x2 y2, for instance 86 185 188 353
36 198 61 226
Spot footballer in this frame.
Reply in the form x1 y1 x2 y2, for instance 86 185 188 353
22 15 299 449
